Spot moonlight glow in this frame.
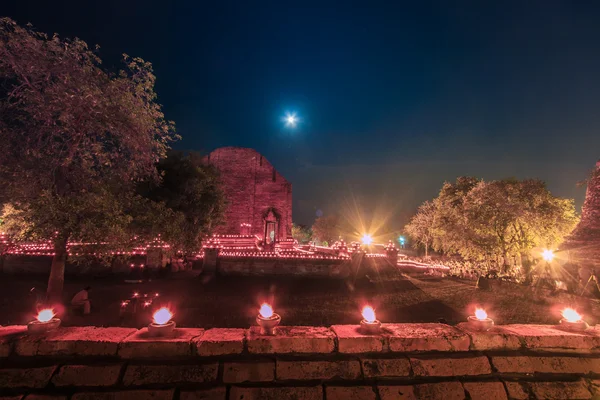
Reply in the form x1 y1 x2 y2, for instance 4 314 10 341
284 112 298 128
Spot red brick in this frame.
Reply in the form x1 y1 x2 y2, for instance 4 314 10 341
179 388 226 400
503 324 596 351
331 325 387 353
326 386 377 400
122 364 217 385
528 380 592 399
15 327 136 357
118 328 203 358
387 323 470 352
52 364 123 387
223 361 274 383
503 381 529 400
71 390 174 400
492 356 600 374
410 356 491 376
229 386 321 400
246 326 334 354
0 366 57 388
194 328 244 356
277 360 361 380
463 382 508 400
361 358 411 377
456 323 521 351
379 382 464 400
0 325 26 357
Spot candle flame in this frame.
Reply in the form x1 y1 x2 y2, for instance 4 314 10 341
259 303 273 318
562 308 582 323
37 309 55 323
362 306 376 323
475 308 488 320
153 307 173 325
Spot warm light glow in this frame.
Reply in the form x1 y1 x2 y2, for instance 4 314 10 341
562 308 582 323
133 292 139 297
475 308 488 320
153 307 173 325
542 249 555 262
259 303 274 318
361 234 373 245
362 306 376 323
37 309 55 323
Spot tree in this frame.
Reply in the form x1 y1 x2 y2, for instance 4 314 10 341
0 19 177 300
404 201 436 257
311 215 341 245
292 223 312 244
138 151 226 253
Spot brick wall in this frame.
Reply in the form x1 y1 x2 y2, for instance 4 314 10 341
206 147 292 240
2 323 600 399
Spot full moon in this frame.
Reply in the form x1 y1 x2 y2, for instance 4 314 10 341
284 112 298 128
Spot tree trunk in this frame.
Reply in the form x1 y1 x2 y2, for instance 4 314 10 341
521 252 533 285
424 240 429 258
47 234 68 302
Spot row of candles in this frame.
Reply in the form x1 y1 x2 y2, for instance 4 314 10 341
27 302 590 336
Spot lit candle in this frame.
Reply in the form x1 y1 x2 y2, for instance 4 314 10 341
559 308 588 332
467 308 494 331
148 307 176 336
360 305 381 334
28 308 61 333
256 303 281 335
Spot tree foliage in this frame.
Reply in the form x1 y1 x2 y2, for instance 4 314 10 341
292 223 312 244
311 215 341 245
0 18 178 299
405 177 579 270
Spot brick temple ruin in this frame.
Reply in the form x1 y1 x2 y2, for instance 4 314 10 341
205 147 292 247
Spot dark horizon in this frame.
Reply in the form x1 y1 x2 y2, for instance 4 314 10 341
3 1 600 231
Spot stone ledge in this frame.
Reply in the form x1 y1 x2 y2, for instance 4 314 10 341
0 326 27 357
194 328 245 356
456 323 521 351
246 326 335 354
386 323 471 352
502 324 600 352
118 328 203 358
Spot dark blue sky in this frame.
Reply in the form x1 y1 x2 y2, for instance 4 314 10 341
4 1 600 231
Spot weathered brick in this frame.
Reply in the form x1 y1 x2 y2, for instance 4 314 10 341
331 325 387 354
194 328 245 356
326 386 377 400
361 358 411 377
52 364 123 387
0 366 57 388
16 327 136 357
122 364 217 385
503 381 529 400
463 382 508 400
528 380 592 399
0 325 26 357
492 356 600 374
410 356 491 376
589 379 600 397
277 360 361 380
387 323 470 352
71 390 174 400
24 396 67 400
456 323 521 351
246 326 334 354
223 361 274 383
229 386 322 400
503 324 596 351
0 397 23 400
379 382 464 400
118 328 203 358
179 388 226 400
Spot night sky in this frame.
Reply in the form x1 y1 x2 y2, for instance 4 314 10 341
3 1 600 232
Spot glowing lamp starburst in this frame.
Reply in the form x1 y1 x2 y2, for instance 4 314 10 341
542 249 554 262
474 308 488 321
284 112 298 128
361 234 373 245
153 307 173 325
562 308 582 323
259 303 274 319
362 306 376 323
37 309 55 323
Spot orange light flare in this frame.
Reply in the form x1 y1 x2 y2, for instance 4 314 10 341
362 306 377 323
474 308 488 321
259 303 274 319
562 308 582 323
153 307 173 325
37 309 55 323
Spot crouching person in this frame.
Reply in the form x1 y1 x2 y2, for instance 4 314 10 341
71 286 92 315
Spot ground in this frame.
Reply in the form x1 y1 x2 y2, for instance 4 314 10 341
1 270 598 328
